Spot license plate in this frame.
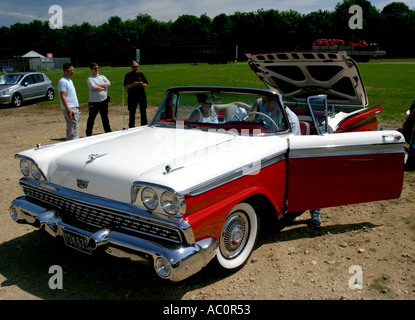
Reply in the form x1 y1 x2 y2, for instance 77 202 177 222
62 229 92 255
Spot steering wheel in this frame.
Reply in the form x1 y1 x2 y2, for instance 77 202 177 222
244 111 279 131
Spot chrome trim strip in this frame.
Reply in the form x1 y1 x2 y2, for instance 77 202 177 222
289 142 404 159
187 151 286 196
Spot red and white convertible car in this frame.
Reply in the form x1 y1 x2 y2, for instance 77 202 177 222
10 52 404 281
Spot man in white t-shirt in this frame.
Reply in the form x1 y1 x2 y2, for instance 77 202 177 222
58 63 80 140
86 62 111 136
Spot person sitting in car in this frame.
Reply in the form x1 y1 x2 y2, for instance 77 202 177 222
188 94 251 123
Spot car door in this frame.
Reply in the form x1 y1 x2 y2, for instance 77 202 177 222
20 75 37 100
33 74 47 98
286 96 405 212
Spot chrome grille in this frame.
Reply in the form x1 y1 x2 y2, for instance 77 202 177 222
23 186 182 244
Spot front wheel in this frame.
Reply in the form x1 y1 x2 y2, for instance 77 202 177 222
12 93 22 107
215 202 259 271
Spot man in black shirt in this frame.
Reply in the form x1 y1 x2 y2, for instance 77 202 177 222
123 60 149 127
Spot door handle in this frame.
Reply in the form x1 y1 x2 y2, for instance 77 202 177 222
382 134 402 142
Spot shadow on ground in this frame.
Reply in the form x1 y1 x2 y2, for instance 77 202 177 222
0 220 380 300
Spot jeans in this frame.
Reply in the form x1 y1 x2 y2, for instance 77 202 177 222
86 100 111 136
62 108 80 140
309 209 322 228
128 97 147 127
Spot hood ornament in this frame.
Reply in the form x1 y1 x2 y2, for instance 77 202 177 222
163 164 184 175
85 153 107 164
89 154 98 159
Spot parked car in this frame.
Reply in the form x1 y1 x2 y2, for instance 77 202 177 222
0 72 55 107
9 52 405 282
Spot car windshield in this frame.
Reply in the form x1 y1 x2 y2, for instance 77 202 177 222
0 74 23 85
150 88 291 134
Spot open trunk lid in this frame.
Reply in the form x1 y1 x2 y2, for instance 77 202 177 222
246 51 368 107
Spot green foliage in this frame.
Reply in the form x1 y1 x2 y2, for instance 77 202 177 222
1 0 415 65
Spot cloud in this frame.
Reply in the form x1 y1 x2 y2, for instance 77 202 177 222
0 10 38 21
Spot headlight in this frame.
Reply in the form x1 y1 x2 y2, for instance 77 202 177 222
161 191 181 215
30 163 42 180
20 159 30 176
141 187 159 210
18 156 45 181
132 183 186 219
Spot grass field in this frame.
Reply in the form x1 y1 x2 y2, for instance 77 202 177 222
31 61 415 122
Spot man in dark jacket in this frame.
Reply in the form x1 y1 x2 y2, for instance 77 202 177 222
123 60 149 127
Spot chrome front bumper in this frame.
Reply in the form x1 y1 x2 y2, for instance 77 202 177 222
10 196 218 282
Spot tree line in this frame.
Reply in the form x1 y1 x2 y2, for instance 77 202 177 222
0 0 414 66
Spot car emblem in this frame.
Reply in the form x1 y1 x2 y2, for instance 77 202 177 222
77 179 89 189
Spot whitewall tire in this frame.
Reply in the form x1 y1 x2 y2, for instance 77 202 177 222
215 202 259 270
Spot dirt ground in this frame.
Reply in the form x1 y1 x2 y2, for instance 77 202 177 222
0 102 414 301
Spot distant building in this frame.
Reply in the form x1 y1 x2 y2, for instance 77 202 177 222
1 50 70 72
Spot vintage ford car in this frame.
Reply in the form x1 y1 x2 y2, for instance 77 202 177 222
10 52 405 281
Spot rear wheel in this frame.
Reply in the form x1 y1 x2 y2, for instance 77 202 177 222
12 93 22 107
215 202 259 271
46 88 55 101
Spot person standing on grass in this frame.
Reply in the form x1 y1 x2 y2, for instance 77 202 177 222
86 62 112 136
123 60 148 127
58 63 80 140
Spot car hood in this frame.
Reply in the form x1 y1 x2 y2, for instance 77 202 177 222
0 84 16 91
246 51 368 106
19 126 285 203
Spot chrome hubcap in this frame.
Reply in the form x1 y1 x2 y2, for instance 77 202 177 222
220 212 249 259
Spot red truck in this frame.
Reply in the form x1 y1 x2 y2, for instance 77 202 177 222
312 39 386 61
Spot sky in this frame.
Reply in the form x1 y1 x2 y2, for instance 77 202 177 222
1 0 414 27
